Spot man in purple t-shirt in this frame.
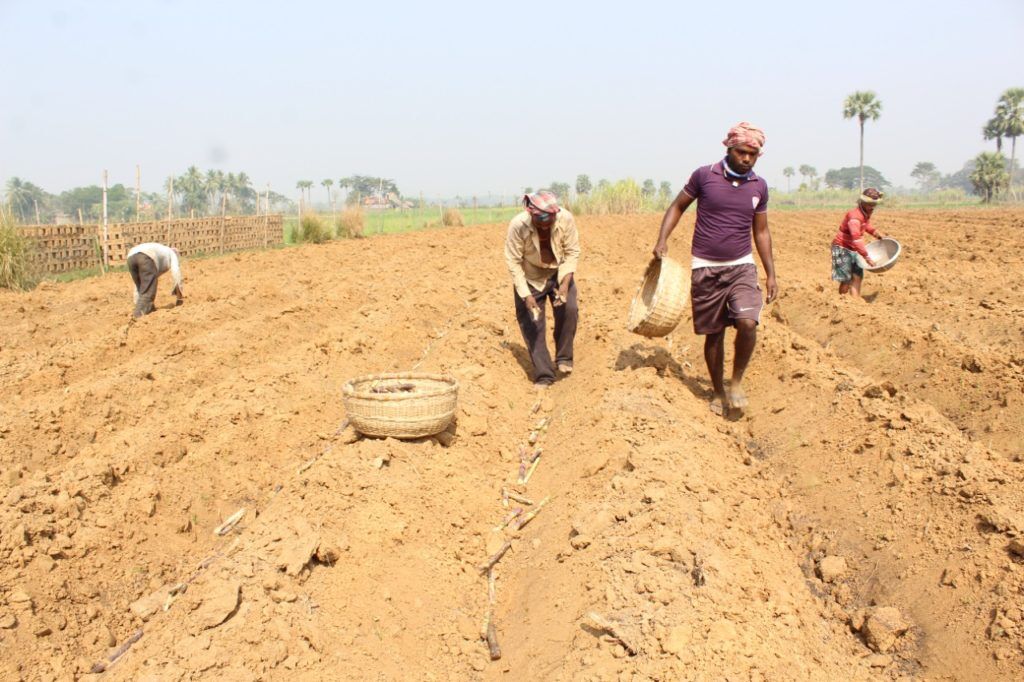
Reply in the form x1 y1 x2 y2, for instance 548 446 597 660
653 122 778 415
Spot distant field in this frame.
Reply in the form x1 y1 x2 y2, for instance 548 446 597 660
27 201 1022 283
284 206 522 243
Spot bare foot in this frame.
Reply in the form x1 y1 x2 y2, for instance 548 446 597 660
728 384 749 412
709 396 727 416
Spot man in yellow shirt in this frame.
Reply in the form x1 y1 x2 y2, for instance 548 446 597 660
504 190 581 387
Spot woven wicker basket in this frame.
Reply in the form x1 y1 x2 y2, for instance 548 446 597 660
342 372 459 439
627 256 689 337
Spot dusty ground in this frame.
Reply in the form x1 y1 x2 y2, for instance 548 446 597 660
1 208 1022 681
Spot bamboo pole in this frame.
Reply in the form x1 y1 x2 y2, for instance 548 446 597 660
220 193 227 254
101 170 109 267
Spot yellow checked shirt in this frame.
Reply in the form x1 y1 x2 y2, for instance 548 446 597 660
504 209 581 299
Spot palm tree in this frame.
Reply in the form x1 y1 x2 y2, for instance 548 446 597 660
296 180 313 213
783 167 795 192
983 117 1005 153
996 88 1024 196
233 172 254 213
970 152 1009 202
205 169 225 210
843 91 883 191
321 179 334 212
176 165 207 216
4 177 45 222
798 164 817 189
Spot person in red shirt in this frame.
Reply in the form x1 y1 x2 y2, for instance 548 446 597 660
831 188 890 298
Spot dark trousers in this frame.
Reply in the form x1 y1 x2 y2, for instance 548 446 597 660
128 253 159 318
514 276 578 385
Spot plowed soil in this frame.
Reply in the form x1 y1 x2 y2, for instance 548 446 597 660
1 208 1023 681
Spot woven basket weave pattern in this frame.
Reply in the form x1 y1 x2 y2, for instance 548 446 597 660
627 257 689 338
343 372 459 438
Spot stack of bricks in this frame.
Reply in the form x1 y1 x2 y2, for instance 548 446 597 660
19 216 284 273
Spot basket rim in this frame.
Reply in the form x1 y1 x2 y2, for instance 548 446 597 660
627 256 681 332
857 237 902 272
342 372 459 401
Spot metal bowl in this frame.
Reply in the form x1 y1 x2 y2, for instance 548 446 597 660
856 238 902 273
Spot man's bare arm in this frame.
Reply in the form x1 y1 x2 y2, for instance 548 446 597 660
752 212 778 302
653 190 697 258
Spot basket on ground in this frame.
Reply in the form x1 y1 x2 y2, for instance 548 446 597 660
855 237 902 273
342 372 459 439
627 256 689 337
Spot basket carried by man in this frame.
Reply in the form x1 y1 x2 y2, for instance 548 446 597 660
627 256 689 337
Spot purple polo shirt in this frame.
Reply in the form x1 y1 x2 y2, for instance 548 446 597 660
683 162 769 261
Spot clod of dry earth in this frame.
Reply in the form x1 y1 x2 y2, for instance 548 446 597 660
0 209 1023 681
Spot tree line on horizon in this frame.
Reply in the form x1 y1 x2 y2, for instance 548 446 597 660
2 166 296 225
3 87 1022 224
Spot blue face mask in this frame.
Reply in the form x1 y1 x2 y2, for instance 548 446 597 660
722 156 753 180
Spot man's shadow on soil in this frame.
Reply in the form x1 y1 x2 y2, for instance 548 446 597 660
614 343 710 402
503 341 535 380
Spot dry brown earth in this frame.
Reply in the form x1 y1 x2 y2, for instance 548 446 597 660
1 208 1022 681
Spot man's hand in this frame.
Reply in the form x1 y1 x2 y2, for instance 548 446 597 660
524 295 540 320
553 277 571 307
653 240 668 259
765 275 779 303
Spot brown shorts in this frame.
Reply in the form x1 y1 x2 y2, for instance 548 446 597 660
691 263 763 335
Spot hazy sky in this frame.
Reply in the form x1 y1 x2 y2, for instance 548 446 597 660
1 0 1022 199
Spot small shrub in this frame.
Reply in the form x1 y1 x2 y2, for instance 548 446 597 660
0 207 37 290
442 208 464 227
300 214 331 244
336 208 365 238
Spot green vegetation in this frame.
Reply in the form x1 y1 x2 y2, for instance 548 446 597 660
284 205 521 243
0 206 37 290
783 167 795 192
297 214 331 243
823 166 890 190
4 168 291 224
575 174 592 196
910 162 941 192
772 187 977 210
970 152 1010 202
338 176 400 205
798 165 819 190
982 88 1024 197
570 179 662 215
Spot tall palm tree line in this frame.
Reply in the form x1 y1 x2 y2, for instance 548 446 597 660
843 91 883 192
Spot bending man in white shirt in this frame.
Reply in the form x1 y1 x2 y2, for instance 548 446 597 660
127 242 184 318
